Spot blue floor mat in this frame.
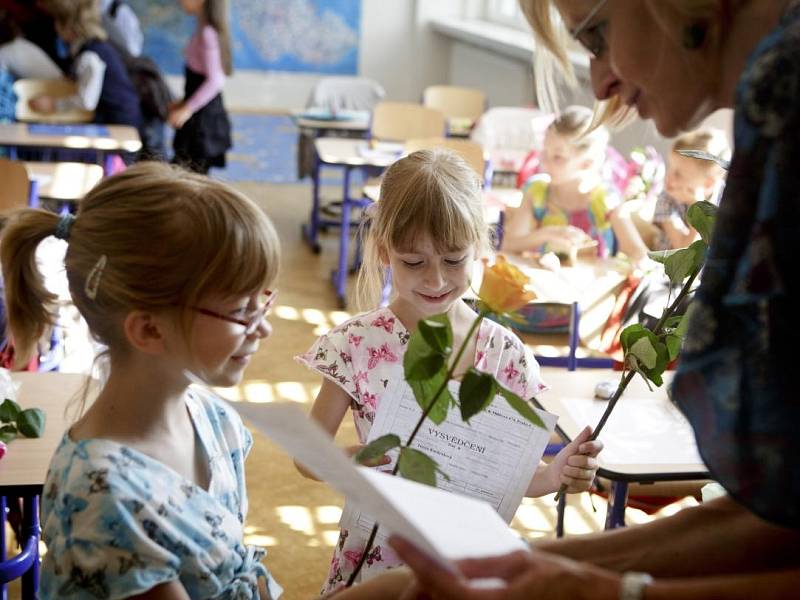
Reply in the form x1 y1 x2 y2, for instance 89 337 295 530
216 113 300 183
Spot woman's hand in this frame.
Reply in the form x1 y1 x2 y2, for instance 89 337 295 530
29 95 56 114
390 537 620 600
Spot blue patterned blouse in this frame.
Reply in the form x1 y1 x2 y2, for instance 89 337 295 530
673 3 800 528
40 388 283 599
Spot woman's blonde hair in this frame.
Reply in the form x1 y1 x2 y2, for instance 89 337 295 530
204 0 233 75
43 0 106 46
357 149 490 309
549 105 610 162
1 162 279 365
519 0 725 127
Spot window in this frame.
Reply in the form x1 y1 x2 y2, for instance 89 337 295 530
483 0 527 30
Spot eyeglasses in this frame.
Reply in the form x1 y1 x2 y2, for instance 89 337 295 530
570 0 608 59
187 290 277 335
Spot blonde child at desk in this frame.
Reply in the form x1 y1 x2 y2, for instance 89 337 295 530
501 105 619 266
294 149 603 593
169 0 233 175
0 163 282 599
30 0 142 129
612 128 731 265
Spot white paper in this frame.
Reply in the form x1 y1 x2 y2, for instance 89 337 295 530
232 401 528 563
364 379 557 522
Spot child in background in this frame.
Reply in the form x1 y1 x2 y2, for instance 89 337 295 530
30 0 141 129
295 149 603 593
170 0 233 174
501 105 619 264
0 8 63 79
0 163 282 599
612 128 731 265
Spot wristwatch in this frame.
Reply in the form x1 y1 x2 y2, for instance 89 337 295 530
619 571 653 600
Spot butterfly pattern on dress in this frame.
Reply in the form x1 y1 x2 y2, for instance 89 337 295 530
297 306 547 595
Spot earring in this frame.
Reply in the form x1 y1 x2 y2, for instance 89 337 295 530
682 23 707 50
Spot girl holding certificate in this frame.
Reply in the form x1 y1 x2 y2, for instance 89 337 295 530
296 149 603 594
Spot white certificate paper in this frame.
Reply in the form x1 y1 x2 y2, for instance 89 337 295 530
232 401 529 563
338 379 557 541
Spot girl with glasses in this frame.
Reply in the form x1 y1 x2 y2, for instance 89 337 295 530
1 162 282 599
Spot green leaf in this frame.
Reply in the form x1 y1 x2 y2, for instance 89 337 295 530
630 337 657 369
496 386 545 429
665 333 682 361
16 408 45 438
663 246 696 286
398 447 439 487
418 317 452 356
686 201 717 244
620 324 669 387
0 399 21 423
405 353 446 381
675 306 692 338
677 149 730 171
355 434 401 465
0 424 17 443
404 315 450 382
409 371 453 426
459 369 497 422
647 248 680 265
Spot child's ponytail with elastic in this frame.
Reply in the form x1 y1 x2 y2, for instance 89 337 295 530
1 210 67 365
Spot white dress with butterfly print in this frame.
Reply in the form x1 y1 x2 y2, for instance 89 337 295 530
40 388 283 600
296 306 547 593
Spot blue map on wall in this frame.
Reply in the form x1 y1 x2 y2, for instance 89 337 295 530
128 0 360 75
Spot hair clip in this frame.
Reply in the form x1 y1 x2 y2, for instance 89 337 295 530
85 254 107 300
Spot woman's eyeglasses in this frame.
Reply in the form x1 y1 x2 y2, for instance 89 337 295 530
570 0 608 60
187 290 277 335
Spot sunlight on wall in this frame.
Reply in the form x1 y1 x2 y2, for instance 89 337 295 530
274 505 343 549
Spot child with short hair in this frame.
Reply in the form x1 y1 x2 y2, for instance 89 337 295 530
501 105 619 263
612 128 731 264
31 0 142 129
295 149 603 593
1 163 282 599
170 0 233 174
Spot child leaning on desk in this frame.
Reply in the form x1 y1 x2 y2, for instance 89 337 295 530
0 163 283 599
500 105 620 267
294 149 603 594
29 0 142 130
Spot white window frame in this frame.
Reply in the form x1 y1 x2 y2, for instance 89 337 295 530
482 0 528 31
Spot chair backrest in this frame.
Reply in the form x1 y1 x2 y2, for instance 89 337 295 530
422 85 486 121
0 158 31 214
404 137 487 181
13 78 94 123
471 107 552 172
371 102 446 143
306 76 386 112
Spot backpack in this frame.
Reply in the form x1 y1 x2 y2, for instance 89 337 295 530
121 52 174 121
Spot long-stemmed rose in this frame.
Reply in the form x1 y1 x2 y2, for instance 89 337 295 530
345 256 544 586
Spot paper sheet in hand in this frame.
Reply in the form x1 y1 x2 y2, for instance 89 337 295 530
366 379 557 522
232 401 528 561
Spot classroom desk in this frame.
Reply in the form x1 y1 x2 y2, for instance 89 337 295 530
0 123 141 175
24 161 104 204
309 137 401 308
0 372 88 598
533 367 708 528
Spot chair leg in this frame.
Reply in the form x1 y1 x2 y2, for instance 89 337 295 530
604 481 629 529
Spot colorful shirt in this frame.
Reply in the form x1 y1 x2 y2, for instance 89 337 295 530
296 306 547 592
41 388 283 599
522 174 618 257
673 2 800 529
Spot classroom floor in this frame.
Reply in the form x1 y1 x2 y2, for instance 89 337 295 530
8 156 699 599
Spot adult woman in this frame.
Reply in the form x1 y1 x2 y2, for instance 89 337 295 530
360 1 800 598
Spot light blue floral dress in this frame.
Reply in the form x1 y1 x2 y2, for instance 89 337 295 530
40 388 282 599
